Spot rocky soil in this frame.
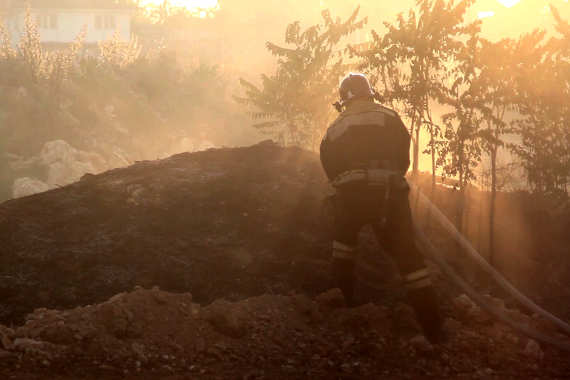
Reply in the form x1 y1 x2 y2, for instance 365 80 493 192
0 287 569 379
0 141 569 378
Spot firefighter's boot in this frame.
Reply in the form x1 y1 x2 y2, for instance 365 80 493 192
404 268 444 343
407 285 444 343
331 257 356 307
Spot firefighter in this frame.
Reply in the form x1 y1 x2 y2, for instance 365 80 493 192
320 73 443 342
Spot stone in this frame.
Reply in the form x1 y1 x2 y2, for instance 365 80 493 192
315 288 345 310
532 313 559 334
11 338 54 358
524 339 544 361
41 140 98 186
506 309 531 327
12 177 51 199
467 305 492 324
408 334 433 353
443 318 461 333
12 338 44 351
203 300 247 338
482 294 505 311
0 327 13 350
393 303 421 335
453 294 476 318
131 342 147 362
0 348 13 359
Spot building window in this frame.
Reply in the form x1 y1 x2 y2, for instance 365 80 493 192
36 14 58 29
95 15 116 30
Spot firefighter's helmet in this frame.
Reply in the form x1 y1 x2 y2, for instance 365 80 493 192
339 73 375 105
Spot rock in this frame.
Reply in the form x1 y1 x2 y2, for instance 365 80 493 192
482 294 505 311
12 177 51 199
131 342 147 362
532 313 560 334
475 368 494 378
96 302 133 339
453 295 491 323
524 339 544 360
408 334 433 353
335 303 388 334
172 137 216 156
467 305 492 324
506 309 531 327
442 318 461 334
151 289 169 305
292 294 322 322
11 338 55 358
0 326 13 350
40 140 99 187
453 294 476 318
281 364 296 373
12 338 44 351
292 294 314 315
203 300 247 338
16 86 28 98
506 333 520 345
12 140 108 199
0 348 13 359
392 303 421 335
315 289 345 310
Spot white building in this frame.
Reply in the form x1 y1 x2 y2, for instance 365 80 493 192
0 0 136 45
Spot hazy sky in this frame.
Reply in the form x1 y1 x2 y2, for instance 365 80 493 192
181 0 570 38
174 0 569 75
298 0 570 39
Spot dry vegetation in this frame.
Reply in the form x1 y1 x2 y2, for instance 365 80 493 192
0 10 256 202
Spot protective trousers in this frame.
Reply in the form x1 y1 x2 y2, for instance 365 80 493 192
331 184 443 342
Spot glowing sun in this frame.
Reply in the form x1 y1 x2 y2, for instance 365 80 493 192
497 0 521 8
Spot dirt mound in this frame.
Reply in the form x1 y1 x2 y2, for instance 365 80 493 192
0 288 568 379
0 141 408 325
0 142 321 323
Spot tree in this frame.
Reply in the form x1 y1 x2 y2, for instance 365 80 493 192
235 7 367 150
439 32 485 238
510 11 569 198
355 0 480 181
474 37 516 265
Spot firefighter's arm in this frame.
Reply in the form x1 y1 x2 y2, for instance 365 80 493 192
319 132 335 181
394 115 411 175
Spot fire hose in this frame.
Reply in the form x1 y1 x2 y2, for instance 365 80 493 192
409 184 570 351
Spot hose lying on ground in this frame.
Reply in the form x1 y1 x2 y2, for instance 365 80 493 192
409 184 570 351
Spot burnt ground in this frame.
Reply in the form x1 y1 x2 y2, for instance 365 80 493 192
0 141 569 378
0 140 404 325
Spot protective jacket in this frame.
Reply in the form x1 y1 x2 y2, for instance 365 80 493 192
319 98 443 343
320 99 411 181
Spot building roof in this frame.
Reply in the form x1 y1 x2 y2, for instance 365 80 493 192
1 0 137 10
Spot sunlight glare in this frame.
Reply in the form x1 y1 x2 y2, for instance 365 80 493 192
497 0 521 8
478 11 496 19
141 0 219 12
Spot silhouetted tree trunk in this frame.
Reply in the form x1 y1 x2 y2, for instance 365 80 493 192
413 125 420 175
489 143 497 266
430 129 436 188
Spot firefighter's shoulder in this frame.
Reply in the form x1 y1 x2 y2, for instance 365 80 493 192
375 103 398 118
